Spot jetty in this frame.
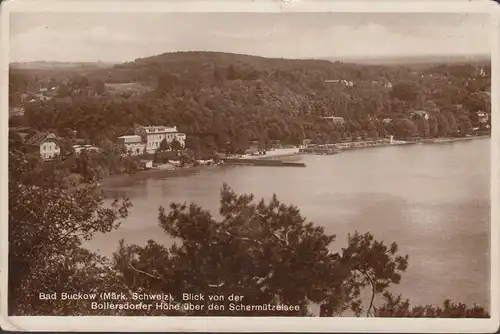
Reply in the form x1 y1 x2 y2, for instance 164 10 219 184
222 158 306 168
299 145 340 155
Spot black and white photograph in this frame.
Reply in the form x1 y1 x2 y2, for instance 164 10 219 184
2 1 499 332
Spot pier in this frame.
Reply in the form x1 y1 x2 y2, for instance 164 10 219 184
299 146 340 155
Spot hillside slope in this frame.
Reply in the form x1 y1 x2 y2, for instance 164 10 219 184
16 51 491 156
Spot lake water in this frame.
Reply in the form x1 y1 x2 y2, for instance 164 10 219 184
86 139 491 311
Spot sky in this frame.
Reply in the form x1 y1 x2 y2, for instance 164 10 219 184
9 12 492 63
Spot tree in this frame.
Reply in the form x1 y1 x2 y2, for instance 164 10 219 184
390 82 418 103
93 80 106 95
436 113 450 137
73 150 96 182
8 145 132 315
462 91 490 113
170 138 183 152
111 184 409 316
159 139 170 151
394 118 418 139
376 292 489 318
413 117 429 137
458 116 472 136
226 65 241 80
108 184 488 318
156 72 181 96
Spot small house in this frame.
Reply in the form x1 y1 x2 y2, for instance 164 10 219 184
139 160 153 169
477 112 489 124
23 131 61 160
117 135 146 156
321 116 345 125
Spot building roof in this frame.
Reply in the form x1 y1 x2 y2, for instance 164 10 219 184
10 126 32 132
118 135 141 139
139 125 178 133
24 132 59 146
118 135 142 143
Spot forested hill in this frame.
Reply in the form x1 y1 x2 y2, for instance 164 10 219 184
11 51 491 156
89 51 448 87
91 51 490 84
325 54 490 66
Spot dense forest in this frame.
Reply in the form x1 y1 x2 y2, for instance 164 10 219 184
9 52 491 157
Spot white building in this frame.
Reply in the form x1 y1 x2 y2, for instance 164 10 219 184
116 135 146 156
324 79 354 87
140 160 153 169
321 116 345 125
477 112 489 124
134 125 186 154
73 145 100 155
23 132 61 160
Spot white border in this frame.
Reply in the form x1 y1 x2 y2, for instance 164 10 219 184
1 0 499 332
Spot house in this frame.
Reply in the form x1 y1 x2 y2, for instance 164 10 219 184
321 116 345 125
324 80 354 87
134 125 186 154
22 131 61 160
73 145 100 155
477 112 489 124
301 139 312 148
139 160 153 169
72 137 87 145
116 135 146 156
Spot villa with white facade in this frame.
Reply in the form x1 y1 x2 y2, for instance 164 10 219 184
134 125 186 154
117 125 186 156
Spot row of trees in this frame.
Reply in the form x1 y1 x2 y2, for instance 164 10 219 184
9 143 489 317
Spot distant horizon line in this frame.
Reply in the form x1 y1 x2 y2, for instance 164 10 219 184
10 51 491 65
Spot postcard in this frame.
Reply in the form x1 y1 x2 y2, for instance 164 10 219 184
1 0 499 332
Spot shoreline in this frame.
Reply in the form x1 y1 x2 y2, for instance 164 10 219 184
409 135 490 144
98 135 490 188
99 164 210 188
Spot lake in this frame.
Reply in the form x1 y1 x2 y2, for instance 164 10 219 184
86 139 491 311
